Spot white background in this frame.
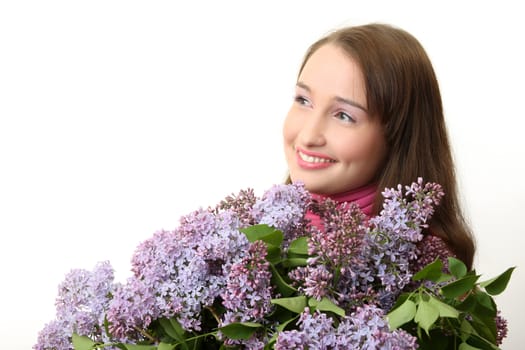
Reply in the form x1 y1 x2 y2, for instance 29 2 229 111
1 1 524 348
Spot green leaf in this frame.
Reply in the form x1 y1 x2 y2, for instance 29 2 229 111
240 224 283 246
456 294 477 312
449 257 468 278
265 315 300 349
460 318 478 341
158 343 175 350
276 314 300 332
414 299 439 335
428 296 460 318
159 318 188 350
271 296 307 313
270 264 297 297
435 273 454 284
288 236 309 255
470 314 497 345
308 297 345 317
219 322 262 340
417 329 453 349
473 292 497 316
389 292 410 310
282 257 308 267
123 345 157 350
479 266 516 295
458 343 483 350
169 317 187 336
459 319 499 350
72 334 96 350
387 299 417 330
266 244 282 264
441 274 479 299
412 258 443 282
464 333 501 350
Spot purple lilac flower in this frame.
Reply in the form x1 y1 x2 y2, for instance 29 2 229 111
275 308 337 349
411 234 453 274
289 199 369 307
106 278 158 341
275 305 417 350
56 261 115 336
251 183 311 241
34 261 115 350
289 263 333 300
221 240 274 348
335 305 418 349
308 200 366 268
213 187 257 227
34 320 72 350
35 181 452 349
496 311 508 346
364 178 444 305
108 208 250 339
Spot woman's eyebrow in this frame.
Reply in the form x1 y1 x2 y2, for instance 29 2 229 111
296 81 368 112
296 81 311 92
334 96 368 113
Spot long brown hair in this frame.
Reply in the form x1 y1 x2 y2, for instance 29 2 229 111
289 23 476 269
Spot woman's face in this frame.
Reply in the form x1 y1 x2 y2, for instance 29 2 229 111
283 43 387 195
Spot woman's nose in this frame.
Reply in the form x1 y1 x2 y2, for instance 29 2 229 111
299 114 326 147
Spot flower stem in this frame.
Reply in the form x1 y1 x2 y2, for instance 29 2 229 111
205 305 221 324
133 326 156 343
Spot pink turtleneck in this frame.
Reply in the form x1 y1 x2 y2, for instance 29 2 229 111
305 183 377 230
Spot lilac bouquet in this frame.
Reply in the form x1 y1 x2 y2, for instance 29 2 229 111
35 179 513 349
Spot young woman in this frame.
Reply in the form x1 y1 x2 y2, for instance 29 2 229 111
283 23 476 270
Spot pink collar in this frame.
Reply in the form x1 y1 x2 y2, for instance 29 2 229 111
306 183 377 230
310 182 377 216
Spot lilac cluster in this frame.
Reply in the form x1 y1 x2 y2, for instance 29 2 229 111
34 180 454 349
274 308 336 349
220 240 274 348
288 179 445 313
335 305 418 349
34 183 308 348
411 234 454 274
289 199 369 303
107 208 250 340
364 178 444 307
34 261 115 350
214 187 257 227
275 305 417 349
495 311 508 346
251 182 311 242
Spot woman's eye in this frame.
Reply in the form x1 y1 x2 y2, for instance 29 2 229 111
335 111 356 123
294 95 310 106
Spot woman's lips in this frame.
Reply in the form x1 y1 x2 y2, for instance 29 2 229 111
296 148 336 169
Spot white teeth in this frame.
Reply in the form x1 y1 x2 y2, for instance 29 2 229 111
299 151 334 163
